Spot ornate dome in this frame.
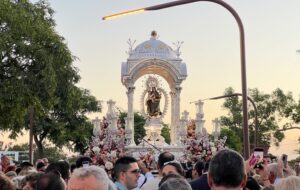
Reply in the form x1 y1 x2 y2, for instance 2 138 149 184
128 32 179 60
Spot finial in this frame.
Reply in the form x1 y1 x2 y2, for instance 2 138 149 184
151 30 157 39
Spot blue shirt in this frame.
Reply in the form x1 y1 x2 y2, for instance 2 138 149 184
115 181 128 190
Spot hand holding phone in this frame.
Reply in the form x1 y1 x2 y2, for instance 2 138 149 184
253 148 264 162
249 154 257 166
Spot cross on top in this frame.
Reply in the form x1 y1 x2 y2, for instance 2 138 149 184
181 110 189 120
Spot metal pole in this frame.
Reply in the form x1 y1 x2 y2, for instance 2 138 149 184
209 93 258 148
103 0 250 158
29 106 34 164
146 0 249 159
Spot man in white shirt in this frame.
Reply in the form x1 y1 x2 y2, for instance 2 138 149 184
141 152 175 190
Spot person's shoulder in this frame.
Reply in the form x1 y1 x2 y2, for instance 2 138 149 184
189 176 210 190
141 177 160 190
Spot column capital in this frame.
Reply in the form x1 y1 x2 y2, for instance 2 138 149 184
127 86 135 94
175 86 182 91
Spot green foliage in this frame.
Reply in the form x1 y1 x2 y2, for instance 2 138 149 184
0 0 100 156
133 112 146 144
8 143 29 151
9 143 66 163
220 87 297 148
34 145 67 163
220 128 242 152
161 124 171 144
119 112 146 144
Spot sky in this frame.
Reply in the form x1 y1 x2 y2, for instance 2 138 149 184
2 0 300 159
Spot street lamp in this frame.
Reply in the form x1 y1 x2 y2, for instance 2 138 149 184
205 93 259 148
103 0 250 158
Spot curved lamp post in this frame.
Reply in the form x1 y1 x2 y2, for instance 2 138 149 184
206 93 259 148
103 0 250 158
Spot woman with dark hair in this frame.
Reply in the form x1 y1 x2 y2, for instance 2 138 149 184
161 161 185 177
22 173 43 190
35 172 66 190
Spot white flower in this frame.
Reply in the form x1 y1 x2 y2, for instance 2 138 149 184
105 161 114 170
92 146 100 155
211 147 217 154
111 151 117 158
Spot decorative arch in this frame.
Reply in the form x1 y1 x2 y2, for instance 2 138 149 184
121 35 187 146
128 59 183 89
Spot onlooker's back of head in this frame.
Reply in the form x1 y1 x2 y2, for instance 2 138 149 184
159 173 182 187
158 152 175 171
208 149 246 189
68 165 110 190
36 172 66 190
46 160 70 182
274 175 300 190
159 177 192 190
0 173 15 190
75 156 92 168
192 160 204 179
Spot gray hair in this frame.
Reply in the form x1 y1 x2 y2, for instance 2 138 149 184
72 166 109 189
267 163 278 176
159 178 192 190
274 176 300 190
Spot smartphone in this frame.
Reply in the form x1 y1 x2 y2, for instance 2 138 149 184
253 148 264 162
249 154 257 166
82 161 90 168
282 154 288 168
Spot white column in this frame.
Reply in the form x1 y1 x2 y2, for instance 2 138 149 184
178 110 189 144
126 86 136 146
195 100 205 139
175 86 182 138
92 117 101 136
170 91 176 145
107 99 118 131
212 118 221 141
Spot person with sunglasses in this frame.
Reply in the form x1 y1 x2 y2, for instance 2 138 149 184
113 156 141 190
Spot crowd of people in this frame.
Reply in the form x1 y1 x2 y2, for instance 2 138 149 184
1 148 300 190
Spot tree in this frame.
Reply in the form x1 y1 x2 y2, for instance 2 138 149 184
220 128 242 152
161 124 171 144
133 112 146 144
220 87 297 148
9 143 66 163
0 0 101 158
119 112 146 144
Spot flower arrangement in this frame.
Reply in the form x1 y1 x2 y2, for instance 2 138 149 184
85 117 127 172
86 117 227 171
180 119 227 163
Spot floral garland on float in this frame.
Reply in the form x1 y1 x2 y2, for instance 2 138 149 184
85 113 227 173
178 119 227 163
85 116 127 174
